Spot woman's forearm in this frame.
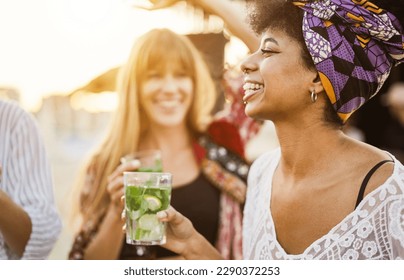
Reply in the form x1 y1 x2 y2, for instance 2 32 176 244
0 190 32 257
194 0 259 52
184 231 224 260
83 206 125 260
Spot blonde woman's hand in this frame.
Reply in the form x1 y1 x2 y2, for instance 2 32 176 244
106 160 140 216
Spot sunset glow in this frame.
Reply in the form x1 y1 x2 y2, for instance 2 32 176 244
0 0 246 112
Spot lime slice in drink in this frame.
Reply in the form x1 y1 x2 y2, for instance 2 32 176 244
144 195 162 211
138 214 159 231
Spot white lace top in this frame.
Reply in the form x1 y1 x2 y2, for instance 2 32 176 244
243 148 404 260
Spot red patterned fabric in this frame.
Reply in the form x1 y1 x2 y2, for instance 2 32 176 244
215 194 243 260
197 71 262 259
212 69 262 153
208 121 245 158
201 159 246 204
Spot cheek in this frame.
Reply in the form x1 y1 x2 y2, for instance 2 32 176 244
139 84 154 115
261 59 292 81
259 66 285 100
141 81 158 98
180 80 194 103
184 83 194 99
261 60 309 96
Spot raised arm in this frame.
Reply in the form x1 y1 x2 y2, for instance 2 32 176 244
134 0 259 52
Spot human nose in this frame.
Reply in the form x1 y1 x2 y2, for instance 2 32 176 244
161 75 178 93
240 53 258 75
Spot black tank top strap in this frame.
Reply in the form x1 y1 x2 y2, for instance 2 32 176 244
354 159 394 209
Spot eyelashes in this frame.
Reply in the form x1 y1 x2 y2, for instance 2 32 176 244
260 49 278 56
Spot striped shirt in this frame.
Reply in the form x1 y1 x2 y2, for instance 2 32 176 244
0 99 61 259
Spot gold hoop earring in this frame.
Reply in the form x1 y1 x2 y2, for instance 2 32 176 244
311 90 318 103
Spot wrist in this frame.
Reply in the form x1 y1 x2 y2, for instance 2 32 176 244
191 0 217 15
106 203 124 224
183 231 222 260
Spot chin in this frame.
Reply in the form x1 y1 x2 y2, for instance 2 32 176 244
245 105 272 122
152 117 186 128
244 104 260 118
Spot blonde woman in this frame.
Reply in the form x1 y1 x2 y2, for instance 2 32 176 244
68 28 260 260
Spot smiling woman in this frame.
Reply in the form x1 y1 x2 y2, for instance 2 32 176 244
68 27 259 260
150 0 404 261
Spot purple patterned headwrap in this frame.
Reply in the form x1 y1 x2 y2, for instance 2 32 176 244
292 0 404 122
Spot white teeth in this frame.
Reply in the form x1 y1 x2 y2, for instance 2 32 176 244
244 90 256 95
243 82 264 91
157 100 180 108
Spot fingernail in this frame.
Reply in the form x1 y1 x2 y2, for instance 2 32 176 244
157 211 167 219
131 160 141 167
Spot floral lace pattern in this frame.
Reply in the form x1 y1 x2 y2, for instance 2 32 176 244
243 148 404 260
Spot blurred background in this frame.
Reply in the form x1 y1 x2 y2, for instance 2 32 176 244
0 0 403 259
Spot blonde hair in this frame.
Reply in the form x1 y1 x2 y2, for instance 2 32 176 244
71 29 217 228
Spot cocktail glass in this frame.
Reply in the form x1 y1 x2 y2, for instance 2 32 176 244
124 172 172 245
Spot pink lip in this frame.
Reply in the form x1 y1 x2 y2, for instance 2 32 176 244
243 88 264 103
243 79 264 103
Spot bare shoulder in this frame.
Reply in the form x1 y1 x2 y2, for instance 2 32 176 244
349 140 395 195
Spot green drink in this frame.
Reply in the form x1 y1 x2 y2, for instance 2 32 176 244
124 172 172 245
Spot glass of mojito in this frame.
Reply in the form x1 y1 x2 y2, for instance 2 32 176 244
120 150 162 172
124 172 172 245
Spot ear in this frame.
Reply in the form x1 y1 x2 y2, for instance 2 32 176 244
310 72 325 94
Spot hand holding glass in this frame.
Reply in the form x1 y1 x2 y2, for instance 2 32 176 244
124 172 172 245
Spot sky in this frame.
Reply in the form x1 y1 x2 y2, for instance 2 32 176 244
0 0 245 111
